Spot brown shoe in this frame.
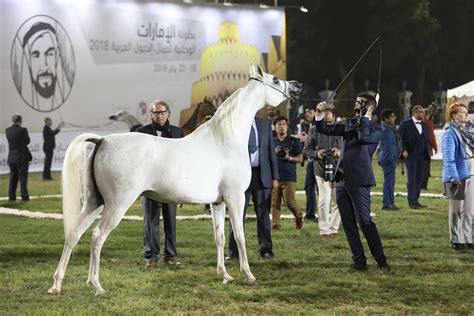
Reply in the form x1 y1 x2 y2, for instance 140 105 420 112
144 261 156 268
164 257 181 266
272 225 281 232
320 234 331 240
329 232 338 238
295 217 304 230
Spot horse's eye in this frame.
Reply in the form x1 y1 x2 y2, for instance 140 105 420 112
273 77 280 85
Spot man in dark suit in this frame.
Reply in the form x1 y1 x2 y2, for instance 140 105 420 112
315 94 390 272
5 114 32 201
398 105 429 209
227 116 280 260
42 117 64 180
378 108 401 210
137 100 184 268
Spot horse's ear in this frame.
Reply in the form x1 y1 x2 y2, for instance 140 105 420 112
249 63 263 79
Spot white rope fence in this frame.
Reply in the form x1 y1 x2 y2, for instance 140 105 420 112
0 191 446 221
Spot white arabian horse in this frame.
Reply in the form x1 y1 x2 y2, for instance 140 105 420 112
108 110 143 132
48 64 301 296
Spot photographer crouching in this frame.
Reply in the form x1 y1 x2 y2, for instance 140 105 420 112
303 107 342 240
271 116 304 231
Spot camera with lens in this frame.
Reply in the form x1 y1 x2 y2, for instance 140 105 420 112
355 99 369 115
322 149 335 181
276 147 290 160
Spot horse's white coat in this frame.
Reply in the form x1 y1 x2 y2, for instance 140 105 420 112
48 65 297 296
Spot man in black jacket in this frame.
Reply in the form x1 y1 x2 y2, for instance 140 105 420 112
227 116 280 260
137 100 184 268
398 105 429 209
42 117 64 180
5 114 32 201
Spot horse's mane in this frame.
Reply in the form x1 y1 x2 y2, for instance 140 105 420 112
205 88 242 142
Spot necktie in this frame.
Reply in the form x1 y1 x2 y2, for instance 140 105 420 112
248 125 257 154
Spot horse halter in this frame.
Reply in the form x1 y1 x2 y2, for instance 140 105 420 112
249 76 302 101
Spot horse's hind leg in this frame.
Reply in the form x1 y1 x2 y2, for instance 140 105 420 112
210 202 233 284
88 199 134 296
226 193 256 285
48 201 102 295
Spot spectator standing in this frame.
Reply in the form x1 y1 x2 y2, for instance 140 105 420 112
378 108 401 210
5 114 32 201
299 107 319 222
304 107 342 239
398 105 429 209
137 100 184 267
42 117 64 180
270 116 304 231
421 108 438 190
442 102 473 251
227 116 279 260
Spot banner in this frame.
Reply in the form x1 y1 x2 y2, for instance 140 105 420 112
0 0 285 174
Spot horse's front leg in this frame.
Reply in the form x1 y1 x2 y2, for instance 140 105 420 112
226 193 256 285
210 202 233 284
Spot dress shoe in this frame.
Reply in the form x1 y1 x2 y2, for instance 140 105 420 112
225 255 238 261
144 261 157 268
304 215 318 223
466 243 473 250
329 232 338 238
260 252 274 260
348 263 368 272
415 202 427 208
382 205 399 211
295 217 304 230
451 243 466 251
21 197 30 202
272 224 281 232
409 204 419 209
164 257 181 266
379 263 391 273
320 234 331 241
43 178 54 181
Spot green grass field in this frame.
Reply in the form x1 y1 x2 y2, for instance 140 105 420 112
1 160 473 314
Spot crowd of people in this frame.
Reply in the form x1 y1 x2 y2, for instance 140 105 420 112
4 96 473 271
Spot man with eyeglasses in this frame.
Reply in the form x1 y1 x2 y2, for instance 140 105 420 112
137 100 184 267
398 105 430 209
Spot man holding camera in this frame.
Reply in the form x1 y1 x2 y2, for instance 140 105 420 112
315 94 390 273
299 106 319 223
271 116 304 231
304 107 342 239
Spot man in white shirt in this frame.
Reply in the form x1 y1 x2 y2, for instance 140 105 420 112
398 105 430 209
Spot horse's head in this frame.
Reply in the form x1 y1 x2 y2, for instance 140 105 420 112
108 110 128 122
249 64 302 108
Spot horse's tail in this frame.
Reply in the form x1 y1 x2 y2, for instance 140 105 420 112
62 133 101 243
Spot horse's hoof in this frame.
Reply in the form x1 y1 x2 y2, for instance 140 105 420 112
95 288 106 296
48 287 60 295
245 277 257 285
222 276 234 284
